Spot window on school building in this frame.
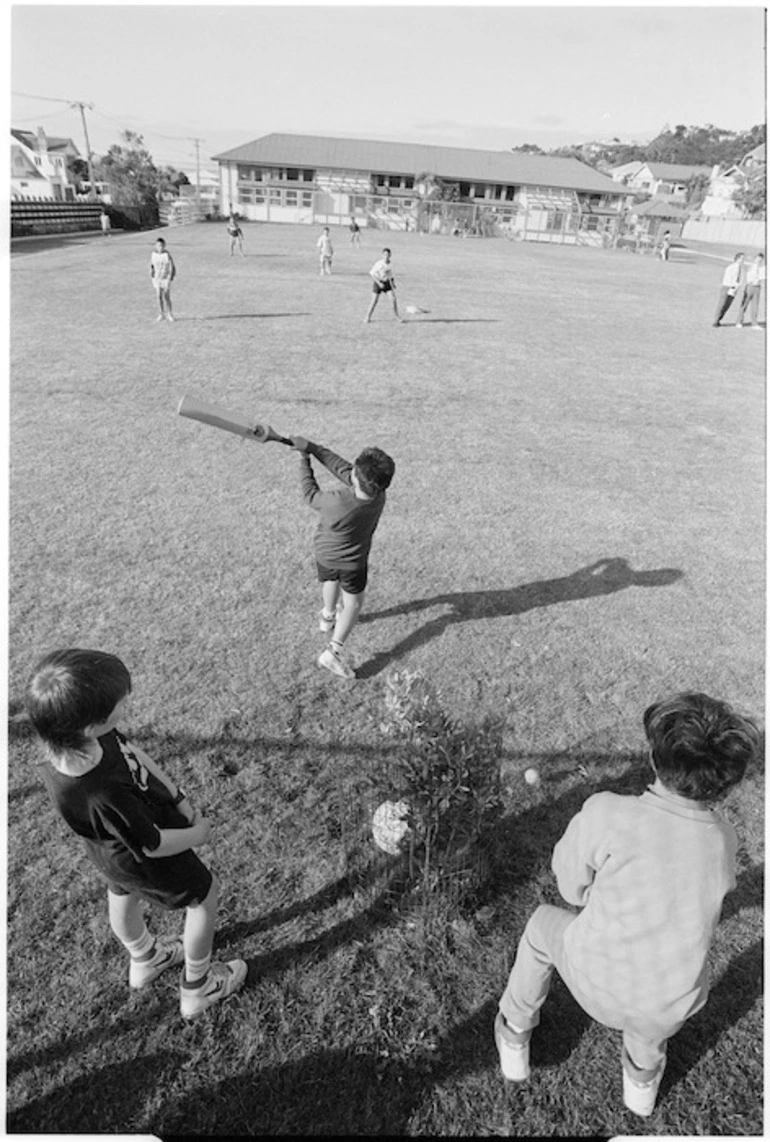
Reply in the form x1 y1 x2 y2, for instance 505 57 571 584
254 189 266 203
303 170 314 182
238 166 253 181
286 168 299 181
268 188 282 204
302 191 314 207
353 195 367 210
285 190 298 206
546 212 565 231
459 182 471 198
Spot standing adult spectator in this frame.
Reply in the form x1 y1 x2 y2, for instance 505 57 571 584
100 208 112 237
713 253 745 327
736 253 765 329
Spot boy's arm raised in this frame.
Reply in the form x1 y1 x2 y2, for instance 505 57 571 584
308 442 353 485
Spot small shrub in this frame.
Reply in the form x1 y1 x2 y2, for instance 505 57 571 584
379 669 504 912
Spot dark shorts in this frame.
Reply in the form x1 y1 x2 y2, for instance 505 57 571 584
316 561 368 594
372 280 393 294
84 839 214 910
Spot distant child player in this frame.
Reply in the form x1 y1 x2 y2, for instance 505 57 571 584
100 208 112 237
349 216 362 246
365 248 402 322
495 691 759 1117
150 237 176 321
317 226 334 276
290 438 395 679
24 648 247 1020
227 213 245 257
712 251 745 326
736 252 765 328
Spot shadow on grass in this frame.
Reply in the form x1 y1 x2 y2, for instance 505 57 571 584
357 557 684 679
187 312 312 320
663 937 764 1098
8 1051 186 1133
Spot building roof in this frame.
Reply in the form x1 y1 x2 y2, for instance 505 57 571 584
211 132 625 195
643 162 712 180
609 161 645 179
630 197 690 219
11 128 80 156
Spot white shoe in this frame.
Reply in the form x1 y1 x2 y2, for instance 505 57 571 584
736 322 744 328
494 1012 530 1081
156 315 165 322
129 938 184 989
180 959 247 1019
318 645 355 679
622 1061 665 1117
166 314 175 322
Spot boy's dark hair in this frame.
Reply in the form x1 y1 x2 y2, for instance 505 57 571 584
354 447 395 496
25 649 132 752
156 238 166 247
643 691 759 803
382 247 391 255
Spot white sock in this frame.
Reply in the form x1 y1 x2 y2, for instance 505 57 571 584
184 953 212 986
121 926 155 960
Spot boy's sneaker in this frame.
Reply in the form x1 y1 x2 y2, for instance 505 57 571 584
318 645 355 679
494 1012 531 1081
129 938 184 989
180 959 247 1020
622 1062 665 1117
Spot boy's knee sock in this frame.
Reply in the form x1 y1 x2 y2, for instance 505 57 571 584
120 926 155 961
184 952 212 988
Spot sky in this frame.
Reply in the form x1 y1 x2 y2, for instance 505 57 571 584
7 3 769 176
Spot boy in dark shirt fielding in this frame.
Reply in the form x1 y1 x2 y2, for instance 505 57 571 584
24 648 247 1020
291 437 395 679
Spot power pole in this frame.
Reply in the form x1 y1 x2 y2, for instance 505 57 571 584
71 100 97 199
190 137 203 215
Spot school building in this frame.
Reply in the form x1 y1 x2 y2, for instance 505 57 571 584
211 133 628 244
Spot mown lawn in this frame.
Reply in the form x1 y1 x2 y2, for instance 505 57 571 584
7 220 765 1136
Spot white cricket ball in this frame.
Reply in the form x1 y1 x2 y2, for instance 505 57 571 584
524 768 541 786
371 799 412 855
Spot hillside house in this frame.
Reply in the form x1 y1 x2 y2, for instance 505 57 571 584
211 133 626 243
621 161 711 204
700 143 766 218
11 127 81 201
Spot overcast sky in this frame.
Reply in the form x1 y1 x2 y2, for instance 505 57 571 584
9 3 767 174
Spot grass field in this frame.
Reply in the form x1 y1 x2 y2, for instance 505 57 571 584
7 220 765 1136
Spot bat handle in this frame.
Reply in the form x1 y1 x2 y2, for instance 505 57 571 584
276 435 294 447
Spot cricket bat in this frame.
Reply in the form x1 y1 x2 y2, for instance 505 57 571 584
177 392 293 445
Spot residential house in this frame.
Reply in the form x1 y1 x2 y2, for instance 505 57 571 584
11 127 81 201
700 143 766 219
211 133 627 242
621 161 711 203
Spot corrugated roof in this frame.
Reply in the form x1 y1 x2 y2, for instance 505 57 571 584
644 162 712 180
211 133 625 195
631 197 690 218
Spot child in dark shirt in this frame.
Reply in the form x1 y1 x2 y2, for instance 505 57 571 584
291 438 395 679
24 648 246 1020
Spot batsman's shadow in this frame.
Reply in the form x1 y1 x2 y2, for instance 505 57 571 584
357 557 684 679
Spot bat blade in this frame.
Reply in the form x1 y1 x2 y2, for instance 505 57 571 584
177 392 291 445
